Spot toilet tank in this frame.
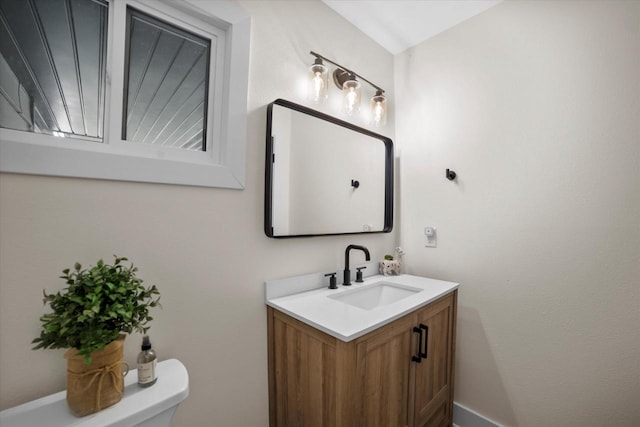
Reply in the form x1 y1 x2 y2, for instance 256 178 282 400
0 359 189 427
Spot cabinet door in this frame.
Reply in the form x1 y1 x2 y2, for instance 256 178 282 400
270 310 337 427
412 294 456 427
354 314 416 427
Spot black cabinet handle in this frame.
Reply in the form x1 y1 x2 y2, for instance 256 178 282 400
412 326 422 363
419 324 429 359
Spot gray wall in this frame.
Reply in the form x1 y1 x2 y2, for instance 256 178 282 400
0 1 396 425
2 1 638 426
396 1 640 425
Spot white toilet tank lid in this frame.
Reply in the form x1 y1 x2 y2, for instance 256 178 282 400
0 358 189 427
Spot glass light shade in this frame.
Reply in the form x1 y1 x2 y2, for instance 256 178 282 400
370 92 387 127
342 79 361 115
308 61 328 103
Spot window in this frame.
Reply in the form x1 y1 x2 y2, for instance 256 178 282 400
0 0 250 189
123 7 210 151
0 0 108 140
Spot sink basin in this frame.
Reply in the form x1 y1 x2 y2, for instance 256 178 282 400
328 282 422 310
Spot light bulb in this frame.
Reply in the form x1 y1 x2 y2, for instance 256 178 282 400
308 59 328 103
346 88 357 112
370 91 387 126
342 78 361 115
311 71 325 100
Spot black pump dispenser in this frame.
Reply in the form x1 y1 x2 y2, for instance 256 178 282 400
141 336 151 350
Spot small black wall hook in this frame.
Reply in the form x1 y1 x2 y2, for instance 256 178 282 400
351 179 360 188
446 169 457 181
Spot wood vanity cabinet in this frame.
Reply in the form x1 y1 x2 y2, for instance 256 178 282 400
267 290 457 427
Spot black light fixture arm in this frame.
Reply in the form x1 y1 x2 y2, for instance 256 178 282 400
310 51 385 94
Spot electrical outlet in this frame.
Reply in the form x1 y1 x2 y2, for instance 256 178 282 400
424 227 437 248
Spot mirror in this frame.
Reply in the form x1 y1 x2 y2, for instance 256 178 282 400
265 99 393 238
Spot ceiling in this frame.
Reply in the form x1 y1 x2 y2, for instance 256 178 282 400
322 0 503 55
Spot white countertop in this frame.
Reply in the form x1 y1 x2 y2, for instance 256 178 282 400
266 273 458 342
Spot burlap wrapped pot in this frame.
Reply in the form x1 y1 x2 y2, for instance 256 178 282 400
64 334 129 417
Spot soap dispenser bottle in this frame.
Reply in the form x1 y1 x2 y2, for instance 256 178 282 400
137 335 157 387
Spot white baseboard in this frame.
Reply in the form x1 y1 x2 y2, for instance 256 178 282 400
453 402 503 427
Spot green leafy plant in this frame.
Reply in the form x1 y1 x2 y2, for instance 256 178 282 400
384 254 394 260
32 256 160 364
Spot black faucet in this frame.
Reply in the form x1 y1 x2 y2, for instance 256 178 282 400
343 244 370 286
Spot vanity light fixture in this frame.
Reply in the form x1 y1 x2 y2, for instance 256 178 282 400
309 51 387 126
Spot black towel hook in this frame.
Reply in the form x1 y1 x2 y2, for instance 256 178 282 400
446 169 457 181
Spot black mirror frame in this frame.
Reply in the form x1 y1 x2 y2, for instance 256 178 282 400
264 99 394 238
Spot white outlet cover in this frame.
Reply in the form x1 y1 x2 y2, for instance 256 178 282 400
424 227 437 247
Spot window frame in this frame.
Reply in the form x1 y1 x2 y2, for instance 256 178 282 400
0 0 250 189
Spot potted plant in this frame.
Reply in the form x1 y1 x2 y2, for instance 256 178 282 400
32 255 160 417
379 247 406 276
